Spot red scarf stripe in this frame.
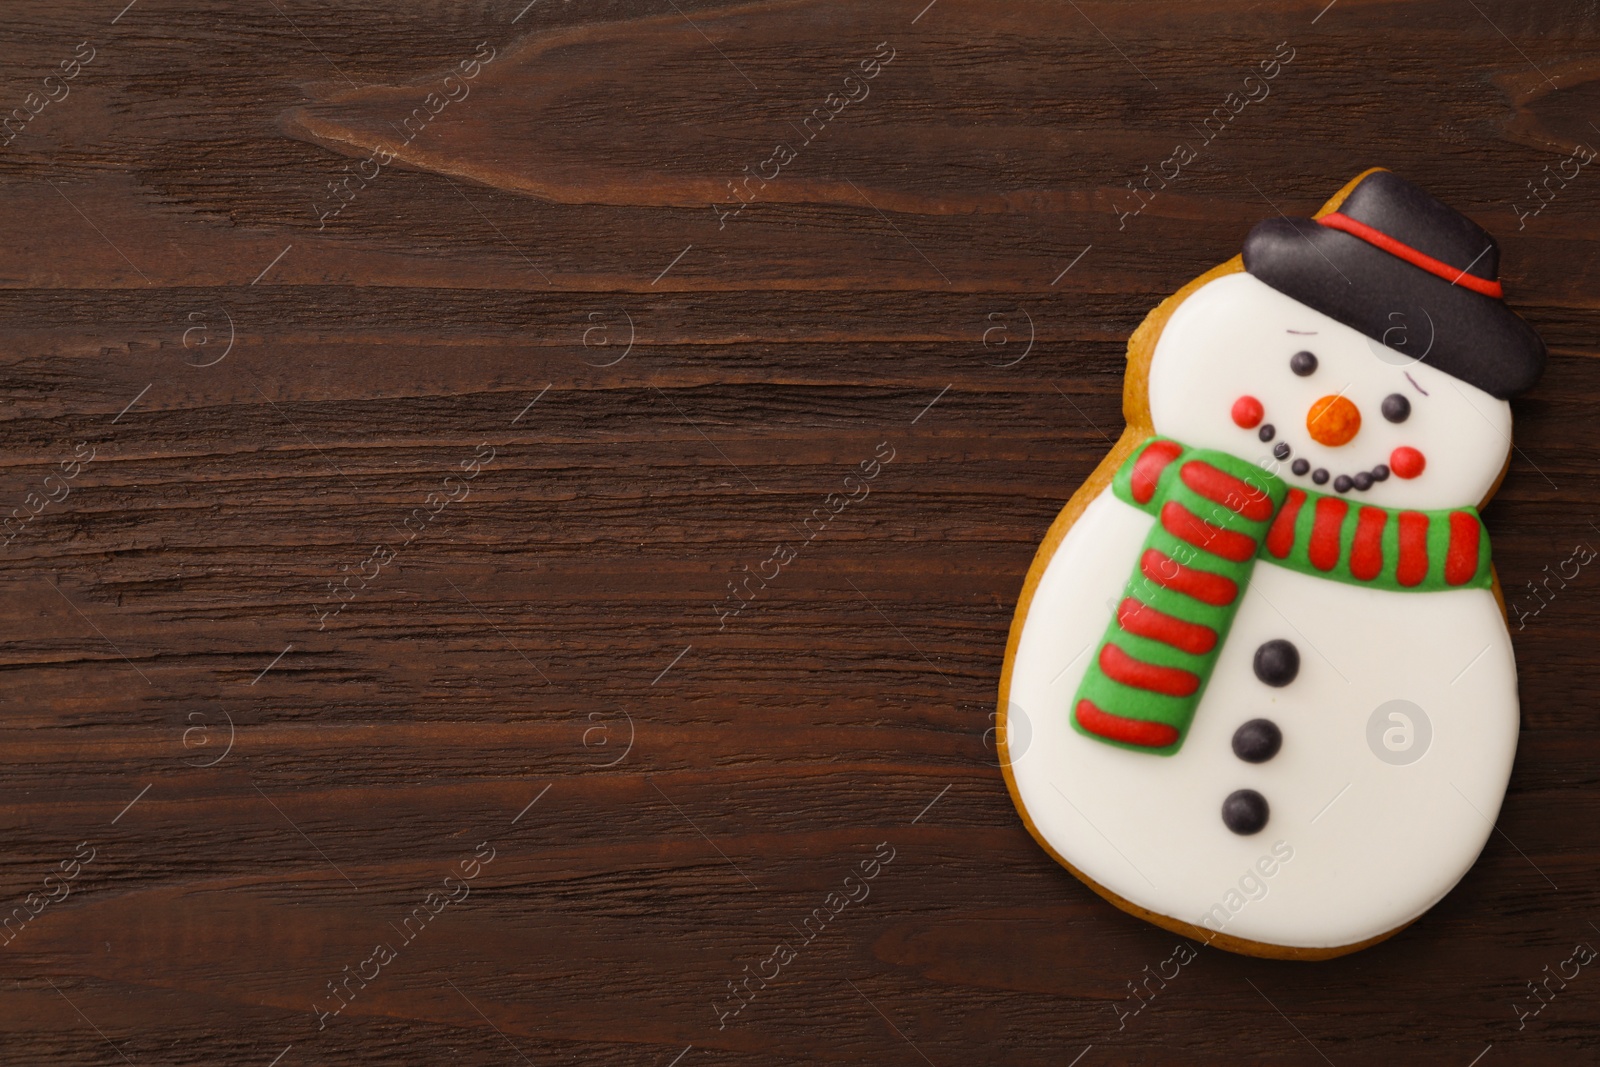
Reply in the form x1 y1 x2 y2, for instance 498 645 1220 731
1267 501 1482 587
1398 512 1430 586
1446 512 1481 586
1117 597 1218 655
1160 501 1259 563
1179 460 1275 522
1130 440 1184 504
1309 497 1348 571
1349 506 1387 580
1098 643 1201 697
1141 549 1239 606
1075 699 1181 748
1266 488 1306 558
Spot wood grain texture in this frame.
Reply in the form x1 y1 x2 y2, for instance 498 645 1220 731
1 0 1598 1063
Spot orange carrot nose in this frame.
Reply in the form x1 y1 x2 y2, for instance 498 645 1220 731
1306 395 1361 447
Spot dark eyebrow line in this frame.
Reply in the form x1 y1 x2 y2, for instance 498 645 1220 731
1404 371 1430 396
1286 330 1317 335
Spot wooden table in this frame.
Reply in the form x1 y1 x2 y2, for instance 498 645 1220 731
2 1 1596 1062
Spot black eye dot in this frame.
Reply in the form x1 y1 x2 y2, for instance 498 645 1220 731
1381 393 1411 423
1290 351 1318 376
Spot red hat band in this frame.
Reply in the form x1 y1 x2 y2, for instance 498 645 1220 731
1317 212 1503 299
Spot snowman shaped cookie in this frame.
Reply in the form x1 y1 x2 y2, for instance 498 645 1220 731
999 170 1547 958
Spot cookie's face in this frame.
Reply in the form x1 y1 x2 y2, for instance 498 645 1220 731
1147 272 1512 511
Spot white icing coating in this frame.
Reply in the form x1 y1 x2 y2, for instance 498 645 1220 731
1007 487 1518 949
1006 272 1526 950
1147 273 1512 510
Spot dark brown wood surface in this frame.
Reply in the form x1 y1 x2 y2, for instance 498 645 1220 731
1 0 1598 1063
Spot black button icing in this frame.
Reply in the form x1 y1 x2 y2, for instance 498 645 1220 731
1353 471 1374 491
1290 351 1318 376
1291 458 1310 476
1232 719 1283 763
1259 424 1276 442
1222 789 1270 835
1311 468 1330 485
1334 474 1353 493
1253 639 1300 687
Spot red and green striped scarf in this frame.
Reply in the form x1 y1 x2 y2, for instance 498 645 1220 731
1071 436 1492 756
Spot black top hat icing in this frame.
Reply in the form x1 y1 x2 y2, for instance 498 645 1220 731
1241 171 1546 399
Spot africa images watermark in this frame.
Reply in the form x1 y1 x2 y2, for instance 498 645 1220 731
1109 939 1200 1031
1513 940 1596 1031
715 440 895 630
1111 40 1295 231
713 841 896 1029
313 441 497 629
1110 839 1294 1033
1509 541 1595 630
712 41 896 229
313 41 497 229
3 441 96 549
1196 839 1296 937
1512 141 1594 230
311 841 497 1029
2 41 96 148
0 842 97 948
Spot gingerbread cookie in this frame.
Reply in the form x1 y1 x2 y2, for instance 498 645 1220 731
998 170 1546 959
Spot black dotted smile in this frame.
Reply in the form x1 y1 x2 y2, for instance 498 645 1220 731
1259 357 1410 494
1268 434 1391 493
1254 405 1395 495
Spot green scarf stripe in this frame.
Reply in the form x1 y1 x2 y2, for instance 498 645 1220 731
1071 436 1495 757
1075 442 1285 755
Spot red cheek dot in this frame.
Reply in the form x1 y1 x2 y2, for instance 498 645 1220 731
1390 446 1426 479
1231 395 1264 429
